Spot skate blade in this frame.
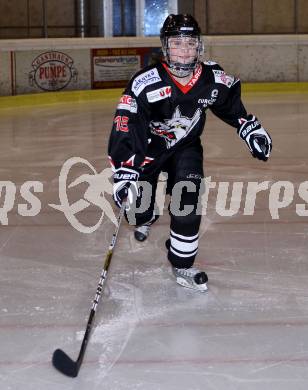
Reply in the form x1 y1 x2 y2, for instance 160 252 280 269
176 277 208 292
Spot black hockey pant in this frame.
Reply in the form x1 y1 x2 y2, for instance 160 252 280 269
127 141 204 269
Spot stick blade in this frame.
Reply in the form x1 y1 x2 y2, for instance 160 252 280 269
52 349 79 377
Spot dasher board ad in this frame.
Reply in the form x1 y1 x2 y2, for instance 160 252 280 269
15 49 91 94
92 47 161 89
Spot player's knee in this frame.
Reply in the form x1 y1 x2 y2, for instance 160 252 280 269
170 178 203 213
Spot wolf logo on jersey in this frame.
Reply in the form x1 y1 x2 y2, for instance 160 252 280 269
150 106 202 149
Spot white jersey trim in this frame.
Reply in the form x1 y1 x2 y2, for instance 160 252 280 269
204 60 218 66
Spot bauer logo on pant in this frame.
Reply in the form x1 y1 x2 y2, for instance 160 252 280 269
29 51 78 91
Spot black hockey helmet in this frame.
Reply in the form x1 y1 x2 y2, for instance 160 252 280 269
160 14 204 77
160 14 201 39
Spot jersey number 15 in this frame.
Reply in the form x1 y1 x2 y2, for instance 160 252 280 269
114 115 129 132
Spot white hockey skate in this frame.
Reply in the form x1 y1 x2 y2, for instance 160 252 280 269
172 267 208 292
134 224 151 242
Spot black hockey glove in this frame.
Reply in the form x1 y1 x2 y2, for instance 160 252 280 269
238 115 272 161
113 167 139 208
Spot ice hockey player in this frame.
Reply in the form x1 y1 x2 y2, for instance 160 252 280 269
108 14 272 292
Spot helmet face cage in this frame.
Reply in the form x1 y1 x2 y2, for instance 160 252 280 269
162 34 204 77
160 14 204 78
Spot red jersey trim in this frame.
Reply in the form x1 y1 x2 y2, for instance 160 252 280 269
162 62 202 94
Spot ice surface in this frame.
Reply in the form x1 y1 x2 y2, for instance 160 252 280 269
1 93 308 389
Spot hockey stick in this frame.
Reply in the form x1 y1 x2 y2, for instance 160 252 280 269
52 201 126 377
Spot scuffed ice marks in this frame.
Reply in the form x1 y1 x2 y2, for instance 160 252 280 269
75 265 170 373
74 262 212 380
75 280 137 373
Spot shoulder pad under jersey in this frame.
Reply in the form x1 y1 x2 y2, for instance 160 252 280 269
204 60 218 66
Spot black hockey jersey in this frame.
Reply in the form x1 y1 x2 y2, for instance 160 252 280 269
108 60 248 175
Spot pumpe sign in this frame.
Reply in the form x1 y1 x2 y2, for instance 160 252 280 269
29 51 78 91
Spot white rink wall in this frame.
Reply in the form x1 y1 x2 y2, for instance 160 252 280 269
0 35 308 96
206 35 308 82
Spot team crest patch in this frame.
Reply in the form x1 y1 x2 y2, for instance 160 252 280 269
146 86 171 103
150 106 201 149
213 69 234 88
132 68 162 97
